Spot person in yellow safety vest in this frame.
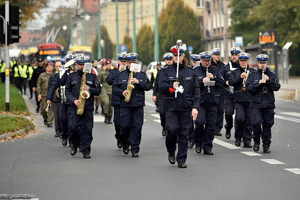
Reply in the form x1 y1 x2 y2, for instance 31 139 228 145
0 61 5 83
13 60 21 91
28 63 35 99
13 62 29 95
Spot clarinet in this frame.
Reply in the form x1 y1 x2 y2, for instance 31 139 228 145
206 67 211 94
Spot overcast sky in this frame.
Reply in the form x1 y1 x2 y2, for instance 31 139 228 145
27 0 76 30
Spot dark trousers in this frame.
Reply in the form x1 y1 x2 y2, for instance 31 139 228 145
195 104 217 151
59 103 69 140
34 91 40 112
165 110 192 163
251 106 275 146
113 106 121 142
53 103 61 135
234 102 252 142
119 106 144 153
224 95 234 131
216 96 224 132
0 72 4 83
29 80 33 98
157 98 166 130
69 108 94 154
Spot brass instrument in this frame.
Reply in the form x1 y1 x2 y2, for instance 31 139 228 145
206 67 211 93
77 72 90 115
124 71 135 103
241 68 250 91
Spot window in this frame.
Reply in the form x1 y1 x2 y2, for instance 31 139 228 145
197 0 204 8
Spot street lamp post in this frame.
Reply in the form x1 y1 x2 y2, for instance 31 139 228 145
154 0 160 62
115 0 120 58
132 0 137 53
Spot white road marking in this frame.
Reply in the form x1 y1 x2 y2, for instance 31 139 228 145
280 112 300 118
241 151 262 157
260 159 285 165
154 119 161 124
275 115 300 123
94 115 105 122
145 102 155 107
213 138 241 150
284 168 300 175
151 113 160 119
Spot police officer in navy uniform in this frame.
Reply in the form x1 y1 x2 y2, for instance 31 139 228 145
246 54 280 153
152 52 174 137
65 56 101 159
224 47 241 139
193 52 225 155
115 53 151 158
106 52 127 149
228 52 253 148
158 45 200 168
211 48 226 136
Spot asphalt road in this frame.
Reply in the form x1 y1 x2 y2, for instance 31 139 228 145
0 95 300 200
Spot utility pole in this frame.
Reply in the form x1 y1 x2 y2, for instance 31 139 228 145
4 1 10 111
154 0 159 62
132 0 137 52
115 0 120 57
96 6 102 59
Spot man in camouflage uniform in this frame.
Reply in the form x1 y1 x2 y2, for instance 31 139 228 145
37 62 54 127
99 59 113 124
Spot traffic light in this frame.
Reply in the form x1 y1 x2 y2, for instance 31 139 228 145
8 5 21 44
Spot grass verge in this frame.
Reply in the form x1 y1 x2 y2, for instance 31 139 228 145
0 82 28 113
0 115 34 135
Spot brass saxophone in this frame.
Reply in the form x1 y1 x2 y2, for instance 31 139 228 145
77 72 90 115
124 71 135 103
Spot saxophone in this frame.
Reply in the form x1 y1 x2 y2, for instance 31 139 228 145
77 72 90 115
124 71 135 103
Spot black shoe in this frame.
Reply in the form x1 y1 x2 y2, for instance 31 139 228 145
62 139 68 147
215 132 222 136
243 141 252 148
195 146 202 154
123 145 129 155
117 140 123 149
225 129 231 139
263 146 271 154
54 132 60 138
203 149 214 155
168 154 176 165
131 152 139 158
253 143 260 152
83 153 91 159
47 124 53 128
162 129 167 137
188 141 195 149
177 161 187 168
235 140 241 147
70 147 77 156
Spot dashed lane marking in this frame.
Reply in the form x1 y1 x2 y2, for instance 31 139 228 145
151 113 161 119
213 138 241 150
241 151 262 157
284 168 300 175
94 115 105 122
275 115 300 124
260 159 285 165
280 112 300 118
154 119 161 124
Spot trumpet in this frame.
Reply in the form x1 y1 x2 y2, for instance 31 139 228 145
242 68 250 90
206 67 211 93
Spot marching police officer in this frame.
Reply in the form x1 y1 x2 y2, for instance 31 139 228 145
224 47 242 139
152 52 174 137
37 62 54 127
246 54 280 153
107 53 127 149
228 52 253 147
194 52 225 155
65 56 101 159
159 45 200 168
211 48 226 136
115 53 151 158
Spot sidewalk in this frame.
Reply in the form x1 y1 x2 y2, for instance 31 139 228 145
276 77 300 102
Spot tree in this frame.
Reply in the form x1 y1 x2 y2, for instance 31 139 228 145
137 25 154 65
1 0 48 24
159 0 203 56
92 26 115 59
123 34 132 53
45 7 75 48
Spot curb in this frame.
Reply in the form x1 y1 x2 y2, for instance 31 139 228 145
0 124 35 141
